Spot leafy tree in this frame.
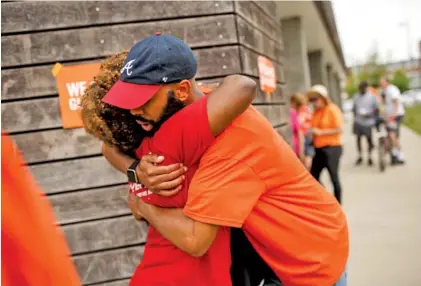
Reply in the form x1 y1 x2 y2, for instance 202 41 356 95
347 51 388 98
391 69 410 93
359 52 387 87
345 74 358 98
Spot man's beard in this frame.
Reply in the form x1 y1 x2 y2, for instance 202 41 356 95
135 90 185 136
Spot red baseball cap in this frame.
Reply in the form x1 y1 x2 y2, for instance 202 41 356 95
102 81 161 110
102 33 198 110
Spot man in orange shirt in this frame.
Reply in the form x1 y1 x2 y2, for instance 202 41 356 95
1 132 81 286
126 106 349 286
105 100 349 285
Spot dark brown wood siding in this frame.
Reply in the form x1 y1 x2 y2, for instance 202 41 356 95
1 1 288 285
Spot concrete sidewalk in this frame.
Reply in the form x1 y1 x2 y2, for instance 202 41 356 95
320 119 421 286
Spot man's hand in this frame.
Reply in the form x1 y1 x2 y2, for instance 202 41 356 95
137 154 187 196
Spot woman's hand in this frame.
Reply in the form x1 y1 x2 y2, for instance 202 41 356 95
128 193 145 221
136 154 187 196
311 128 324 136
312 128 342 136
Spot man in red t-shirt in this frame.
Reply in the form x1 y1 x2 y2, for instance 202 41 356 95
101 34 257 285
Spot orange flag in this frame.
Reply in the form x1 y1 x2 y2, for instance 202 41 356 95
1 132 81 286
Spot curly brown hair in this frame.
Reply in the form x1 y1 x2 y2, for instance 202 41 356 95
81 51 145 156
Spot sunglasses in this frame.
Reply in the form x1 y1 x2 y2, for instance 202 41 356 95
309 97 318 102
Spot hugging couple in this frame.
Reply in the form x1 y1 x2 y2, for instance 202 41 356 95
81 33 348 286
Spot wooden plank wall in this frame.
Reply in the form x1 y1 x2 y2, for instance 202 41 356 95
233 1 290 142
1 1 288 285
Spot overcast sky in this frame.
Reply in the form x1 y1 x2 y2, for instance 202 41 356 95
332 0 421 67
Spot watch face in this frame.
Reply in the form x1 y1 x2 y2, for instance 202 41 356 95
127 169 138 183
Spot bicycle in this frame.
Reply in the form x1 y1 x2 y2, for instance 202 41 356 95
377 119 396 172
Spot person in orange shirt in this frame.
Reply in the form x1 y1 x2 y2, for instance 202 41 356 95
368 85 381 104
1 132 81 286
306 85 344 204
106 96 349 285
125 104 349 286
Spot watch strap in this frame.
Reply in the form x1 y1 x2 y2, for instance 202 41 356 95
128 159 140 171
127 159 140 183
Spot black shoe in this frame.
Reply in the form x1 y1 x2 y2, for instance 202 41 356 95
391 156 405 165
368 158 373 166
391 156 397 165
355 157 363 166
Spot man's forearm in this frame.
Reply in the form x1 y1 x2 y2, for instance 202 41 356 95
102 144 135 174
138 203 217 257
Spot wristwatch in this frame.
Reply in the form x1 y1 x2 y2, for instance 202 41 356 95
127 159 140 183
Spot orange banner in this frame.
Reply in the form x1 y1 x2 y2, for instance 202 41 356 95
257 56 277 94
54 62 101 129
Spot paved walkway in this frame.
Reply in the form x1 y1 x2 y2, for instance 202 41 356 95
320 118 421 286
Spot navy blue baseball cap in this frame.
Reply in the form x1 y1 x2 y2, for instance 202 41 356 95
102 33 198 109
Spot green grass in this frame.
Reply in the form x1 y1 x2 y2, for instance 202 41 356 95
404 104 421 135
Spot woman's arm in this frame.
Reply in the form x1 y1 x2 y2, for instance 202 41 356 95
207 75 257 136
318 128 342 135
102 144 135 174
313 105 343 136
291 109 304 158
298 129 305 160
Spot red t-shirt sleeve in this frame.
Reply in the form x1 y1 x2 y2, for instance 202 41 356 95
184 156 266 227
131 96 215 205
178 95 215 166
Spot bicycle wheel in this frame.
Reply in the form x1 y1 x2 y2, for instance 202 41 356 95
378 136 386 172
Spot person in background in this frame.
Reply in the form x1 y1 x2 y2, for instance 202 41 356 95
289 104 304 161
1 132 81 286
368 85 380 104
306 85 344 204
369 85 384 132
379 77 405 165
290 93 314 169
352 81 378 166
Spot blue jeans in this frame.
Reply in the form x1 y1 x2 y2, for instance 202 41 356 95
333 270 347 286
261 270 347 286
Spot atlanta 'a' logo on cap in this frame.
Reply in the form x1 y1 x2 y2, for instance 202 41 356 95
121 59 135 76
